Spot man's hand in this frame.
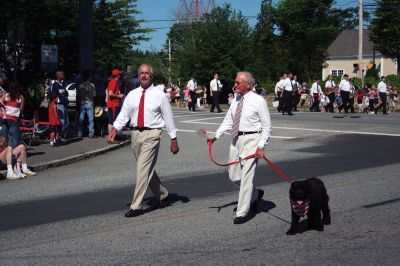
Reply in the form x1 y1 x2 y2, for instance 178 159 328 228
207 137 217 144
170 138 179 154
108 127 117 142
255 147 265 158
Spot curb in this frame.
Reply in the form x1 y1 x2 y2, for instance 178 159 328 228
30 139 131 172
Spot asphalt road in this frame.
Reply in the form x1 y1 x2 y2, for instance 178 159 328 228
0 109 399 265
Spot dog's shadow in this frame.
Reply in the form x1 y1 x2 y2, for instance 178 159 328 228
292 219 321 234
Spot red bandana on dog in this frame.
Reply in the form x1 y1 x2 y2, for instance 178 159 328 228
290 200 310 217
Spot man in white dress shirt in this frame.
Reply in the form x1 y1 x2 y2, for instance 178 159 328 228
108 64 180 218
309 79 322 112
282 72 294 115
374 76 388 115
338 74 351 114
212 71 272 224
187 74 197 112
292 75 301 112
210 73 223 113
275 75 284 112
324 75 336 113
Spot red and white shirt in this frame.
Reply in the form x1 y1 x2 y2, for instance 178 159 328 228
4 94 22 121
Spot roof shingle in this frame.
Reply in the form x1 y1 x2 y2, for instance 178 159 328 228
326 29 382 59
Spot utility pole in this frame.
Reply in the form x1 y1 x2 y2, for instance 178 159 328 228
168 38 172 84
358 0 364 87
79 0 94 71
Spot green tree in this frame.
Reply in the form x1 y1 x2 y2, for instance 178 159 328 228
275 0 357 80
93 0 151 71
166 4 253 89
0 0 80 81
251 0 280 82
370 0 400 74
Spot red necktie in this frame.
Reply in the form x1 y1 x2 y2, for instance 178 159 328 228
137 89 145 128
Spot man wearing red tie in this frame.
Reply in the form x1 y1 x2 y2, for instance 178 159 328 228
212 71 272 224
108 64 179 218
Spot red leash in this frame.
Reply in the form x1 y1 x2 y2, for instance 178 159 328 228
207 139 293 184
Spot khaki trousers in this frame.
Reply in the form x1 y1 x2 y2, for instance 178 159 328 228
130 129 168 210
228 133 260 217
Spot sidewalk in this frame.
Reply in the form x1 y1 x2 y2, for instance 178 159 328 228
24 131 131 172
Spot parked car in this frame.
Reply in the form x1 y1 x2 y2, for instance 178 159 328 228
66 83 77 106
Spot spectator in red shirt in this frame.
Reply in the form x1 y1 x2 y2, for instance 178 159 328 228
48 92 61 147
106 69 124 140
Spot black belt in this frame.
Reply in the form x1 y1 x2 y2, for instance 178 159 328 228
238 131 260 136
132 127 160 131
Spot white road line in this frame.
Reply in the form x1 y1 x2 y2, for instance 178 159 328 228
180 121 400 137
175 113 225 118
177 129 295 139
272 126 400 137
182 116 226 122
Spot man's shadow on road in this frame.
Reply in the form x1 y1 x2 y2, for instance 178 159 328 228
209 199 286 224
127 193 190 213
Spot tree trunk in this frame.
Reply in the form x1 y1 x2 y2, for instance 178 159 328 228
397 56 400 76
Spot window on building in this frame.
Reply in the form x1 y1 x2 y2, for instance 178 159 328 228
331 69 344 77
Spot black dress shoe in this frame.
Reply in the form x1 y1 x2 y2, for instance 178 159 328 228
125 209 144 218
233 216 251 224
250 189 264 213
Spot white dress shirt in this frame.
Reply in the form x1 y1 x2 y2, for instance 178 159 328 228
310 82 322 94
377 81 387 93
155 84 165 92
339 79 351 92
210 79 223 92
215 91 272 148
274 80 282 95
325 80 336 88
283 77 292 92
113 84 177 139
187 79 197 92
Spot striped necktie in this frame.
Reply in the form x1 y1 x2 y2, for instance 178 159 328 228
231 97 243 144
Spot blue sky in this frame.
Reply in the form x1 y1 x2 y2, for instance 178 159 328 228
135 0 361 51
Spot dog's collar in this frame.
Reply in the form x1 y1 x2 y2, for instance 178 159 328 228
290 199 310 217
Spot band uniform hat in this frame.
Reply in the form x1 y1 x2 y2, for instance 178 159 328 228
95 106 104 118
112 69 122 77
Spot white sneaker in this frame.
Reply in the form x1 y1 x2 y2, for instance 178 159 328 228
6 172 23 180
369 112 375 115
23 169 37 176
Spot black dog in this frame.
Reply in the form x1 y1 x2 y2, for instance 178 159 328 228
286 177 331 235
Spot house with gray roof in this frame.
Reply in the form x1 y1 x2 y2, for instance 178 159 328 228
322 29 397 79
